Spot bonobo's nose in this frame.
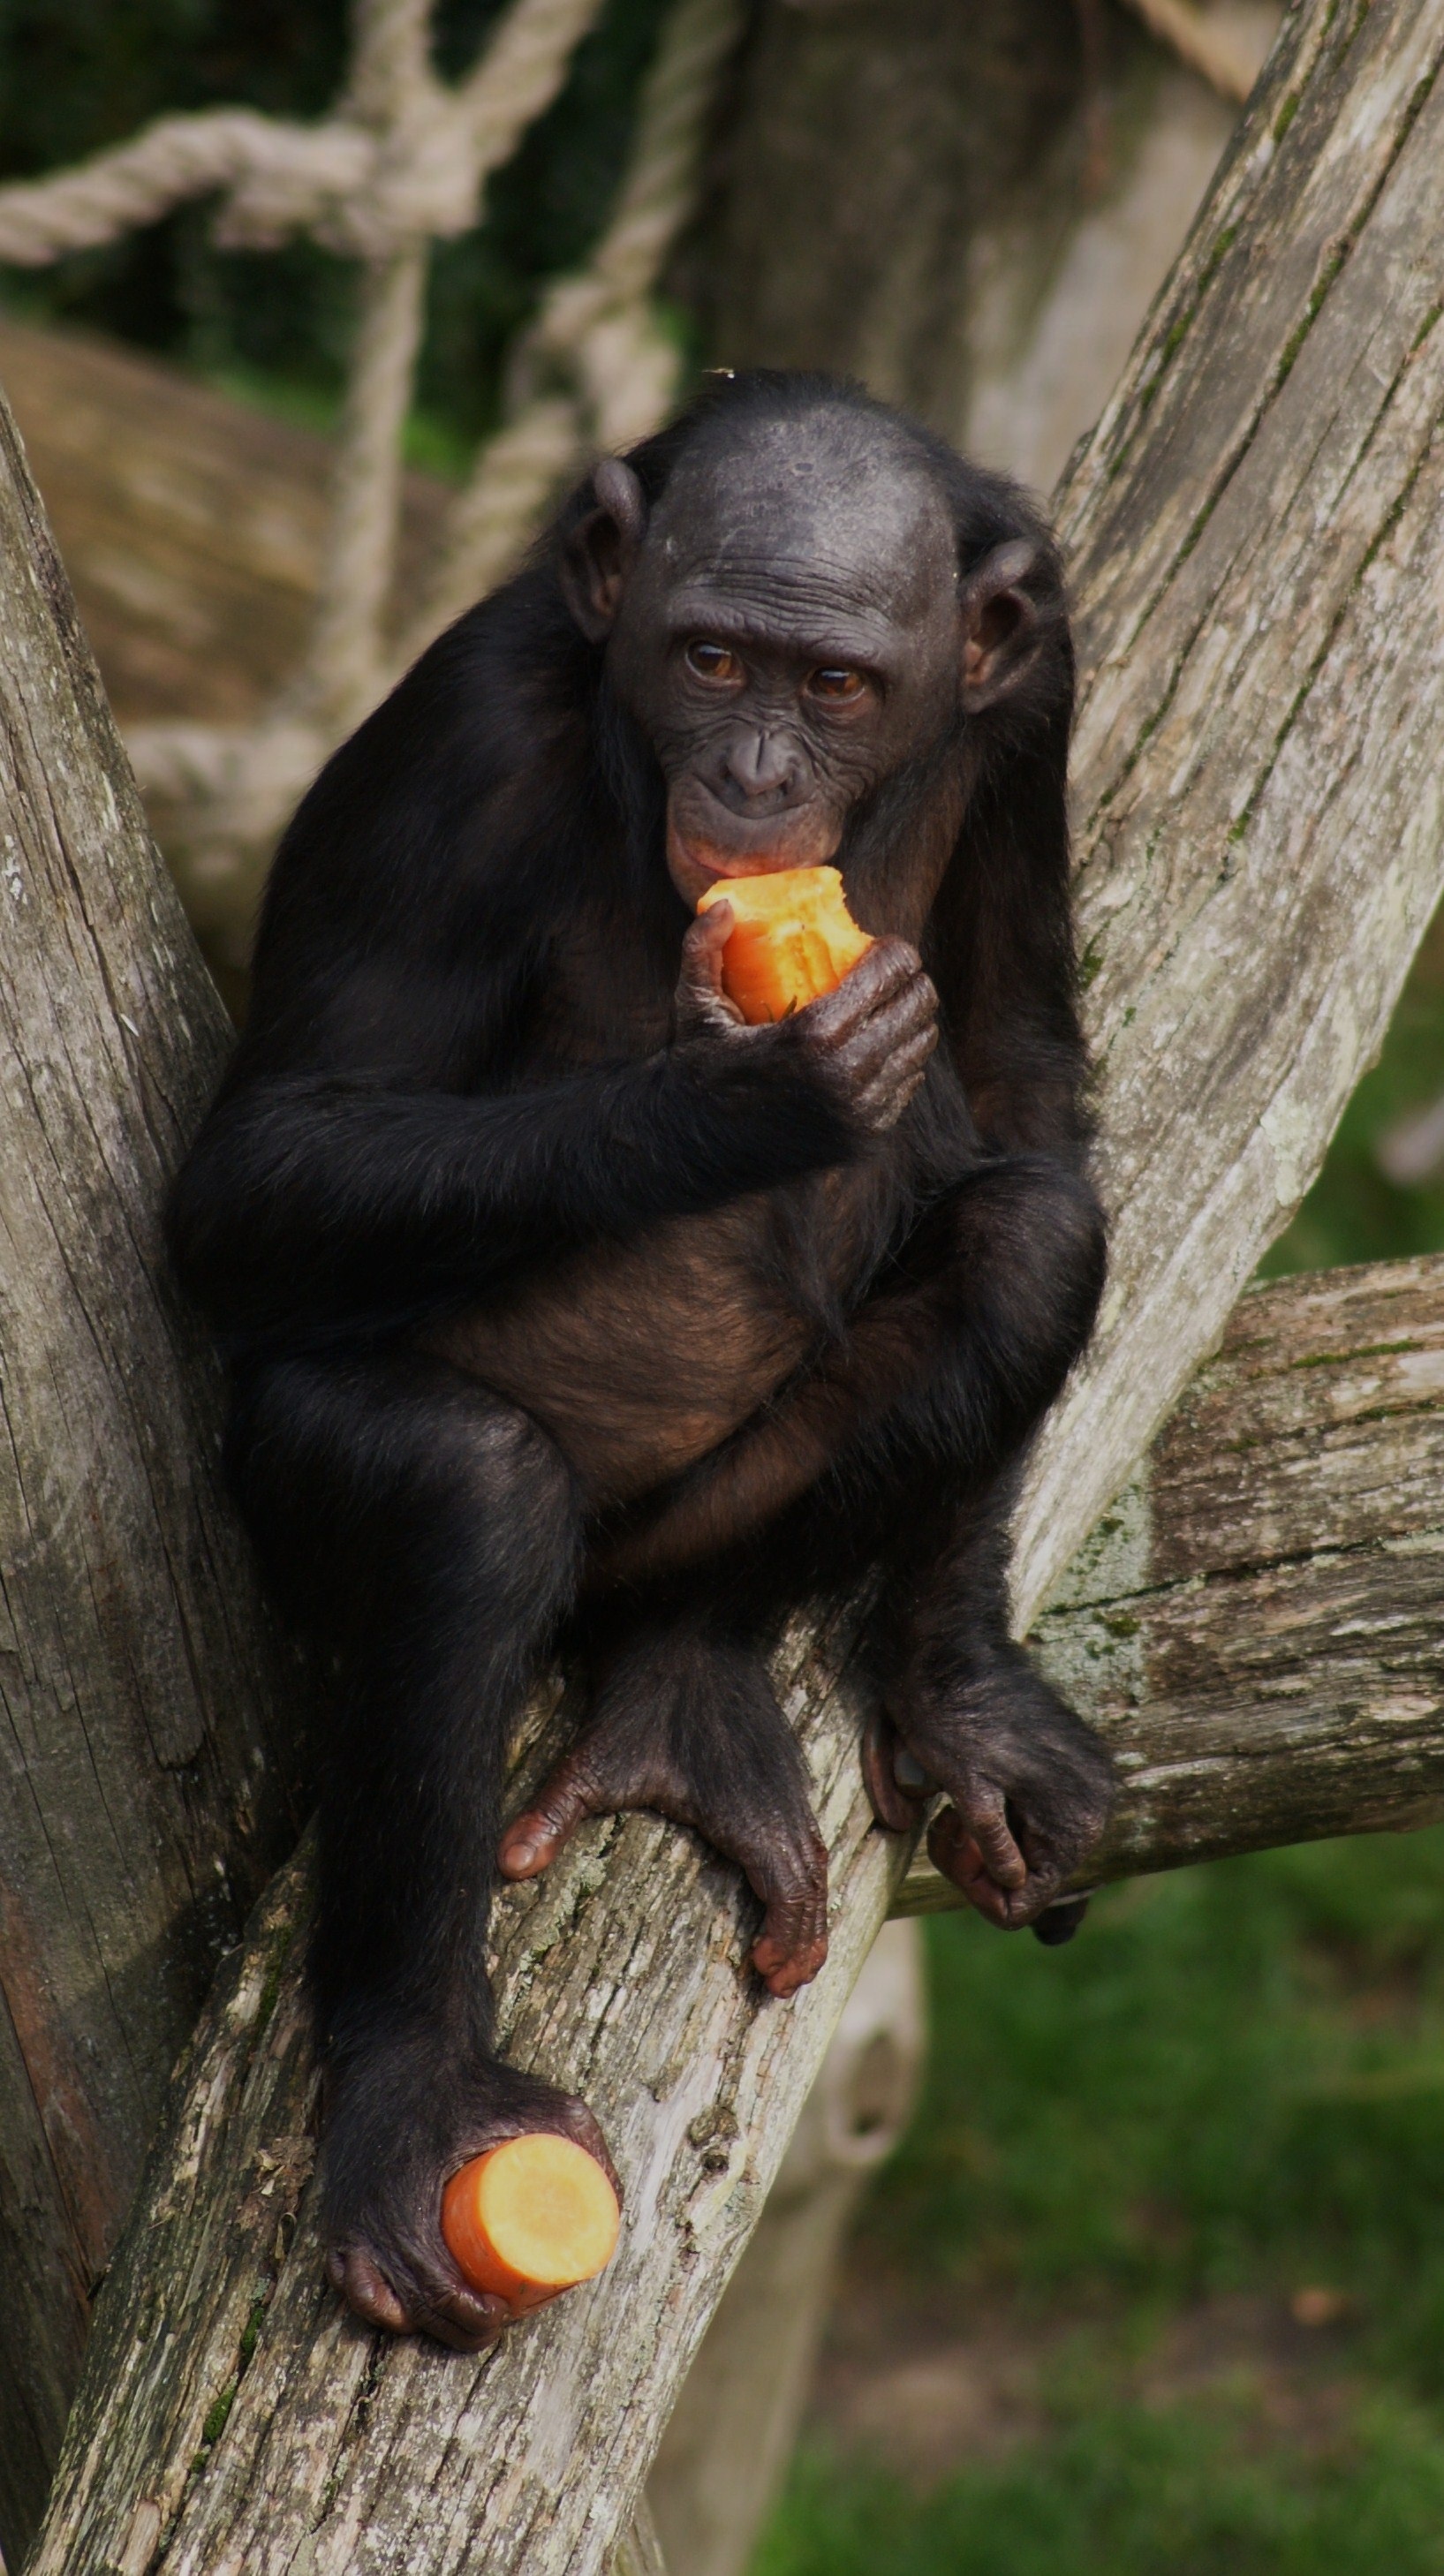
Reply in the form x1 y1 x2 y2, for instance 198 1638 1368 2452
718 729 804 808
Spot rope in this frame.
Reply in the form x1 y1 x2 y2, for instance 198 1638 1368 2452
0 113 372 264
403 0 745 658
0 0 609 266
0 0 741 903
302 244 431 726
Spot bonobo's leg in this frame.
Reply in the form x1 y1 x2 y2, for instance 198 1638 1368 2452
499 1614 828 1997
698 1155 1112 1938
228 1348 606 2349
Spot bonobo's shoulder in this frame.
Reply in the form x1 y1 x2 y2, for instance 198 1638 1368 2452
230 568 601 1084
264 567 594 933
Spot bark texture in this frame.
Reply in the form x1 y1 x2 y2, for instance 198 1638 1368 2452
1010 0 1444 1620
902 1255 1444 1915
0 314 447 737
22 4 1444 2568
0 389 306 2558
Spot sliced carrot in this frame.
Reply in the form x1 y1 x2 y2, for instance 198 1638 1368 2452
697 864 873 1024
442 2133 620 2311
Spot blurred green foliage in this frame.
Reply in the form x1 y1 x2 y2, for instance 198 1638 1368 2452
1262 903 1444 1277
760 1833 1444 2574
759 2404 1444 2576
0 0 676 447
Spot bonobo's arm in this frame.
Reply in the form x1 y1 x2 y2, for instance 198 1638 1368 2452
170 913 934 1343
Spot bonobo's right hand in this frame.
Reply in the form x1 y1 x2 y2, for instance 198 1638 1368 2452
673 905 938 1135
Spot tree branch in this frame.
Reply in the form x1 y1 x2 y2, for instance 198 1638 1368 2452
19 2 1444 2569
901 1254 1444 1915
0 390 305 2559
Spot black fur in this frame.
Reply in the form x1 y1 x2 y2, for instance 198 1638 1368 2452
169 369 1111 2347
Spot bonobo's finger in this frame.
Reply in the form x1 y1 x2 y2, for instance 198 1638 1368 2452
850 1024 939 1131
803 933 924 1039
674 905 744 1031
835 974 938 1068
820 969 938 1089
497 1748 604 1878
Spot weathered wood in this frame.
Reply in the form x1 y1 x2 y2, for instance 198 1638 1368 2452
1011 0 1444 1620
0 313 447 732
901 1254 1444 1915
647 1922 925 2576
23 5 1444 2570
26 1633 907 2576
0 383 306 2561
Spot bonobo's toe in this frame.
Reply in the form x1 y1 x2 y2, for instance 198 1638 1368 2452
328 2240 510 2350
498 1628 832 1998
884 1647 1113 1933
749 1858 829 1996
1032 1893 1092 1946
860 1706 931 1834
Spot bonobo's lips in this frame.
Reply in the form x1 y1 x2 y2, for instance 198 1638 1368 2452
665 794 841 906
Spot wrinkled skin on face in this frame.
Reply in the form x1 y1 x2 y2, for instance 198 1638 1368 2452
560 414 1042 908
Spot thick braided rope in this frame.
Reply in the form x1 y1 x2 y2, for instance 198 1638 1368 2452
0 113 370 263
0 0 608 267
30 0 739 885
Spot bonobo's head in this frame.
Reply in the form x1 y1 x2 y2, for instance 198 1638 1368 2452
557 374 1062 910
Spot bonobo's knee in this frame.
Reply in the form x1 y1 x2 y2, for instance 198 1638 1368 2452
225 1352 579 1639
952 1159 1106 1398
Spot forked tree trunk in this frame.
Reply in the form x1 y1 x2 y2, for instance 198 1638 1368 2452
0 393 307 2563
902 1251 1444 1915
19 1 1444 2569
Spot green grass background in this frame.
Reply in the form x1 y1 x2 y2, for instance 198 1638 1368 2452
755 913 1444 2573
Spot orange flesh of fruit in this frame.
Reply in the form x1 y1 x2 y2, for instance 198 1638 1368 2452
442 2134 620 2310
696 865 873 1024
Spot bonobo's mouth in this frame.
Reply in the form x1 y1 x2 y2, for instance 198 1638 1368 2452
665 793 841 908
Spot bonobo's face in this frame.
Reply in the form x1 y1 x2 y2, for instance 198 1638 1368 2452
559 413 1040 912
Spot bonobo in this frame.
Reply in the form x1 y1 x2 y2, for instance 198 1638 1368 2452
169 370 1112 2349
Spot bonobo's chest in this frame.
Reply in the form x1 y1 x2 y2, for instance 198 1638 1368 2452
523 907 675 1071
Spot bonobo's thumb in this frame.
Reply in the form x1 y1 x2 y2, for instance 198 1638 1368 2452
674 904 743 1035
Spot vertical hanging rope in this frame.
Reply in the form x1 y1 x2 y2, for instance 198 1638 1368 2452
402 0 747 660
304 244 431 726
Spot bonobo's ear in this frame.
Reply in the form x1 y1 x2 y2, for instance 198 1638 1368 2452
559 458 649 642
958 538 1048 711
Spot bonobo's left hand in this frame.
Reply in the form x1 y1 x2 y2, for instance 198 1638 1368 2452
674 907 938 1134
866 1651 1115 1931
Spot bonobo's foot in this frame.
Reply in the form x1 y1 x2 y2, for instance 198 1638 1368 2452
864 1647 1114 1938
321 2031 618 2349
499 1626 829 1997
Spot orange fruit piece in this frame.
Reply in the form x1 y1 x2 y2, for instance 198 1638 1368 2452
441 2134 620 2312
697 864 873 1024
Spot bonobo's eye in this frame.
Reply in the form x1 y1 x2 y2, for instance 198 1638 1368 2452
685 640 744 684
807 667 869 704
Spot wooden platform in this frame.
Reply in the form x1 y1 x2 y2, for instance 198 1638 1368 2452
0 310 449 728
